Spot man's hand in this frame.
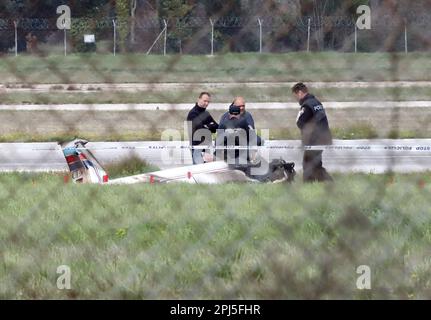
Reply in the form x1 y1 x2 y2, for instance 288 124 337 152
296 105 313 129
203 152 215 163
205 121 219 133
296 107 305 123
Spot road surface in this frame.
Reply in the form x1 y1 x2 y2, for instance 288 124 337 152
0 140 430 174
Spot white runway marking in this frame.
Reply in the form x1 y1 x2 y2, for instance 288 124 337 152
1 101 431 111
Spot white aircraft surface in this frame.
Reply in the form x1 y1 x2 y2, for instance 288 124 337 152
61 139 296 185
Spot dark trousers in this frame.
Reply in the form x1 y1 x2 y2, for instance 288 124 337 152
303 150 333 182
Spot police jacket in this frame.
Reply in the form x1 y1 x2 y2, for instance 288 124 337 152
296 94 332 146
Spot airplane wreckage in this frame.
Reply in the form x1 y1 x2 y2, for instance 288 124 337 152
61 139 296 185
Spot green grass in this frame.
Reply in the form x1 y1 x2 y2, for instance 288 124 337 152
1 172 431 299
104 156 160 179
331 124 379 140
0 131 164 143
1 87 429 105
1 52 430 84
0 125 426 143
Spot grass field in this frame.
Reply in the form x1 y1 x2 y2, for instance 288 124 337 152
0 52 430 141
1 52 431 84
1 87 430 105
1 105 429 142
1 172 431 299
0 126 426 143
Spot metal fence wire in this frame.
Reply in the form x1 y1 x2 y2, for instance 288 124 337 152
0 0 431 300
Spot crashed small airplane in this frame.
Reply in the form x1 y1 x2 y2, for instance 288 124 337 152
61 139 295 185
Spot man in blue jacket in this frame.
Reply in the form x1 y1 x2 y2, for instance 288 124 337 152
219 97 255 131
217 97 261 164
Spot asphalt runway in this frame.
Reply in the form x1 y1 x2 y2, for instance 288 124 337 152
0 140 430 174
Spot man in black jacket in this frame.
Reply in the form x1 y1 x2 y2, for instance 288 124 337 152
292 83 333 182
186 92 219 164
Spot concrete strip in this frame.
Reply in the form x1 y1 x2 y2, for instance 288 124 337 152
1 139 431 173
1 101 431 111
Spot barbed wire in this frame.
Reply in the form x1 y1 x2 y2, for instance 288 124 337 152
1 13 431 31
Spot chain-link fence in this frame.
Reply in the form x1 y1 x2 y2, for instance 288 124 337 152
1 8 431 55
1 0 431 300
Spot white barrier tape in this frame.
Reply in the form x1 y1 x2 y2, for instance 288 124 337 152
306 145 431 151
24 144 431 152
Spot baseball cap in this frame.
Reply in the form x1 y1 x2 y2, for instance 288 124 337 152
229 105 241 115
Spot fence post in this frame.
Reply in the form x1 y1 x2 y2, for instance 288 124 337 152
112 19 117 56
354 23 358 53
257 18 263 53
404 20 408 54
13 20 18 57
64 29 67 56
210 18 214 56
146 23 168 55
307 18 311 52
163 19 168 56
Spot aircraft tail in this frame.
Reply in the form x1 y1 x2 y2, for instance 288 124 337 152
61 139 109 184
